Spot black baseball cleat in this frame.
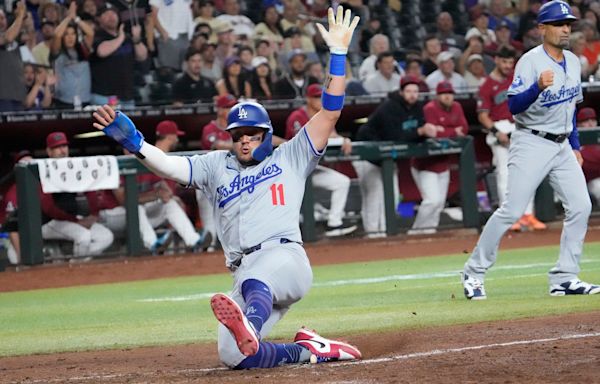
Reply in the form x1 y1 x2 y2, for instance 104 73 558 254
324 224 357 237
191 229 213 253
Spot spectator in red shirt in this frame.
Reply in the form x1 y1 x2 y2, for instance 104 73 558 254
408 81 468 235
138 121 212 252
577 108 600 204
201 94 237 151
41 132 114 260
477 47 545 232
285 84 357 237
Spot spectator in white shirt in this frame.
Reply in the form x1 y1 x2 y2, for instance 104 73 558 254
465 7 496 48
359 34 403 82
363 51 401 96
215 0 255 42
464 54 486 90
425 51 468 93
149 0 195 71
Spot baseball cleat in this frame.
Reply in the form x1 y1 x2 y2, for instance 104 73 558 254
150 229 173 255
462 273 487 300
325 224 358 237
210 293 259 356
509 221 522 232
294 327 362 362
549 279 600 296
192 229 213 253
520 214 547 231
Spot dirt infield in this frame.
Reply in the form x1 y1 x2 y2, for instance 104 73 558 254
2 227 600 383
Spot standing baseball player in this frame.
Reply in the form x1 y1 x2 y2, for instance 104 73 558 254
477 47 546 232
463 0 600 300
409 81 468 235
93 7 362 368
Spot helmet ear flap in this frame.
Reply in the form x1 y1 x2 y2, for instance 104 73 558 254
251 129 273 162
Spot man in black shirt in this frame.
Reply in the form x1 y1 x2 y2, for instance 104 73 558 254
273 49 318 99
89 3 147 107
172 48 217 105
353 75 438 238
0 4 27 112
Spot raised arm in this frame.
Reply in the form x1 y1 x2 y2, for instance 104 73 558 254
1 1 26 45
304 7 359 151
93 105 192 185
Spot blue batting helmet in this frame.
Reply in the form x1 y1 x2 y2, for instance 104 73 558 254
226 101 273 162
537 1 577 24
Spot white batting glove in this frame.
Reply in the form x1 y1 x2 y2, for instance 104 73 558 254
316 6 360 55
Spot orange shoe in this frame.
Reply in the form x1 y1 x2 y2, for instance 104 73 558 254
522 214 547 230
510 221 522 231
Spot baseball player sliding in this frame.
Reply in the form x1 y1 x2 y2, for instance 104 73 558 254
93 7 362 368
463 1 600 300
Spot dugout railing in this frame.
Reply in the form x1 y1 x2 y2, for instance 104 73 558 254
17 127 600 266
15 137 482 265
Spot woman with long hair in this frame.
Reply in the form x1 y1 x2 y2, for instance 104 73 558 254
253 6 284 49
215 56 251 98
50 1 94 109
248 56 273 100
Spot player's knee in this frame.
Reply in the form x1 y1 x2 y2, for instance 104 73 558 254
73 229 92 245
99 226 114 246
570 197 592 218
497 205 522 222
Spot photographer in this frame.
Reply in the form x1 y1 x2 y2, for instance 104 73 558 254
89 3 147 108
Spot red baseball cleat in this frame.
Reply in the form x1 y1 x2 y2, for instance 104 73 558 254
210 293 259 357
294 327 362 363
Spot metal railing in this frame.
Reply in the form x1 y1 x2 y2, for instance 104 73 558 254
15 137 481 265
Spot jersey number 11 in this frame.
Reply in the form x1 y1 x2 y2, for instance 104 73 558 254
270 184 285 205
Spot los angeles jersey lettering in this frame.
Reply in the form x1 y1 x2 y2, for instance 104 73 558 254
507 45 582 135
187 127 323 263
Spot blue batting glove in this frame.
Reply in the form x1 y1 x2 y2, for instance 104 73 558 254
104 111 144 153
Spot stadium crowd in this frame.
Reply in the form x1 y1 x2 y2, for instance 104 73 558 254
2 0 600 264
2 0 600 111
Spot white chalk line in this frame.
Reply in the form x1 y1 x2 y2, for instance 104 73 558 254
15 331 600 383
326 331 600 368
137 260 599 303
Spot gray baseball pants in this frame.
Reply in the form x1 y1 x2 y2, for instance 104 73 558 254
464 129 591 285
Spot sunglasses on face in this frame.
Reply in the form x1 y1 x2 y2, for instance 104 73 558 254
231 132 264 143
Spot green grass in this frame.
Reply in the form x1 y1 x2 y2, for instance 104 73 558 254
0 243 599 357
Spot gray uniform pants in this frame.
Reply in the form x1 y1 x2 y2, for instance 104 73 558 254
464 129 591 285
217 241 312 367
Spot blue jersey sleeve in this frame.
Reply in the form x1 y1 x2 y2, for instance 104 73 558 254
508 82 541 115
569 114 580 150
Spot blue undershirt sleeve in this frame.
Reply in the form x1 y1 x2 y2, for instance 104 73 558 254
569 114 581 150
507 81 541 115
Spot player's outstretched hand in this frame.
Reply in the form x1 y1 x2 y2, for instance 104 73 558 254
92 105 145 153
538 70 554 90
92 105 116 130
316 6 360 54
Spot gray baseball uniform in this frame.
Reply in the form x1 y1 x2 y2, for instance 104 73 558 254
188 127 321 366
464 45 590 286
